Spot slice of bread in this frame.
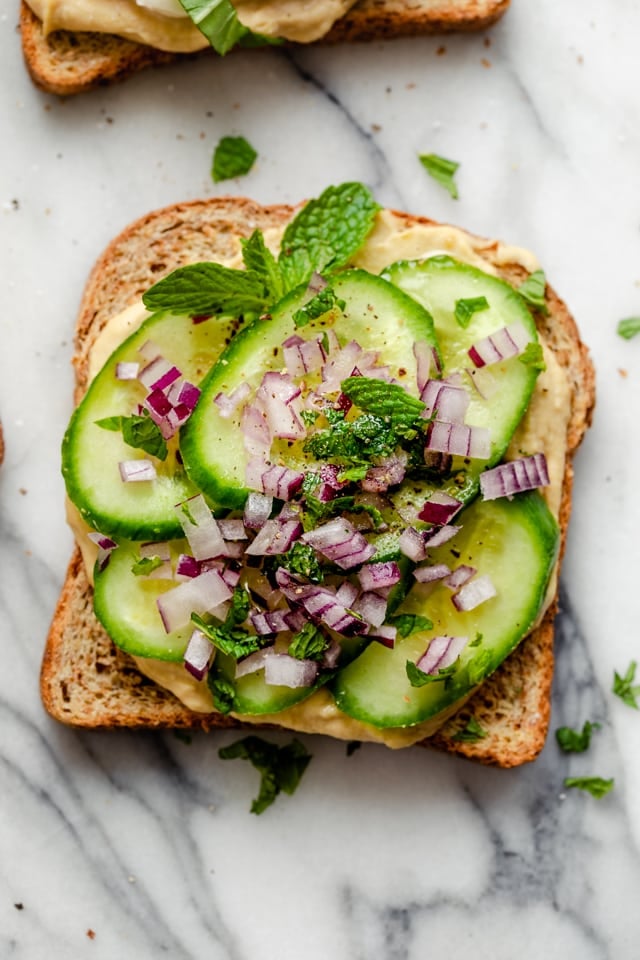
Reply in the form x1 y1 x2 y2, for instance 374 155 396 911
20 0 510 96
42 196 595 767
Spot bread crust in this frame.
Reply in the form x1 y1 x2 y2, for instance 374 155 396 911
42 196 595 767
20 0 510 96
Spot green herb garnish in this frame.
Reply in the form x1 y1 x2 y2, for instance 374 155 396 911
292 286 345 329
387 614 434 638
273 541 324 583
212 135 257 183
612 660 640 709
142 260 268 317
288 622 329 662
218 735 312 814
555 721 601 753
563 776 614 799
131 555 165 576
518 269 549 315
209 675 236 715
241 229 284 303
177 0 252 54
406 660 456 687
191 613 263 659
518 341 547 372
95 411 168 461
340 376 426 433
304 414 398 465
418 153 460 199
617 317 640 340
454 296 489 329
451 717 488 742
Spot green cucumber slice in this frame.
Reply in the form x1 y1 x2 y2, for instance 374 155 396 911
180 269 440 508
93 538 193 661
330 491 559 729
63 311 237 540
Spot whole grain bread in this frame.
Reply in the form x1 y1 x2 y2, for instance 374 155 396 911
20 0 510 97
42 196 595 767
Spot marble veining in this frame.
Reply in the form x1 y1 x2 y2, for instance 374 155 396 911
1 0 640 957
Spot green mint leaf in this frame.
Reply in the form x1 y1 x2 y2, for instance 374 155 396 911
563 776 614 799
218 735 312 814
612 660 640 709
300 410 320 429
225 586 251 629
617 316 640 340
177 0 250 54
467 649 492 686
96 412 168 461
304 415 397 465
191 613 263 659
406 660 455 687
288 622 328 662
131 555 165 576
518 269 550 315
451 717 488 742
388 614 434 638
292 286 345 329
142 261 268 317
325 407 346 426
340 376 426 431
419 153 460 199
212 135 258 183
469 632 483 647
241 230 284 303
209 675 235 714
337 464 369 483
454 296 489 329
555 721 601 753
273 542 324 583
279 182 379 291
518 341 547 372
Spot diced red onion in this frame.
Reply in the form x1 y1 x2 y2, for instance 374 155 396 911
444 565 476 590
144 388 173 418
413 563 452 583
361 452 408 493
423 524 460 548
318 340 363 395
315 464 350 502
479 453 550 501
421 379 470 423
369 624 397 648
243 491 273 530
241 403 271 456
245 518 303 556
417 635 469 675
150 365 181 393
468 320 531 368
115 361 139 380
157 568 232 633
335 580 359 608
137 339 161 361
175 494 226 561
398 526 428 563
358 561 401 592
138 355 174 390
260 464 305 501
425 421 491 460
221 566 241 590
235 648 273 679
87 531 117 571
217 518 248 541
175 554 201 580
264 654 319 688
322 638 342 669
413 340 433 393
183 629 215 681
214 382 251 418
418 492 463 525
250 609 292 635
119 460 157 482
452 574 497 612
352 591 387 628
257 372 305 439
301 518 376 570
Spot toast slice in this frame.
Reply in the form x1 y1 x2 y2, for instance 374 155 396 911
20 0 510 96
42 196 595 767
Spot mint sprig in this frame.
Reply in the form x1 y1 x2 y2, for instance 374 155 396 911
555 721 601 753
142 261 268 317
563 776 614 799
218 735 312 814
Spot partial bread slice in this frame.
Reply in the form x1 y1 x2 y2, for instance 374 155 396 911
20 0 510 96
42 196 595 767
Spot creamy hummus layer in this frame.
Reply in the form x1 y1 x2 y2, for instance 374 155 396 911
26 0 358 49
70 211 570 748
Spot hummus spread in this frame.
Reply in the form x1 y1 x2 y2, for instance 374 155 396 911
26 0 358 49
70 211 571 748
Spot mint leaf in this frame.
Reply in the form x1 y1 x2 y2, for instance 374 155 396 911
518 269 549 315
451 717 488 742
218 735 312 813
95 412 168 460
269 542 324 583
388 614 434 638
225 586 251 629
177 0 250 54
563 776 614 799
340 376 425 432
518 341 547 372
209 675 235 714
142 261 268 317
555 721 601 753
241 230 284 303
337 464 369 483
279 182 379 291
617 317 640 340
191 613 263 658
131 555 165 576
612 660 640 709
288 623 328 662
419 153 460 199
212 135 257 183
292 286 345 329
454 296 489 329
304 415 397 465
406 660 455 687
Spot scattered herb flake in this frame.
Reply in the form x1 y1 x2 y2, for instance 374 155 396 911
288 622 328 661
293 286 346 329
209 675 235 714
563 776 614 799
518 270 549 315
617 317 640 340
95 412 168 461
518 341 547 372
212 135 257 182
612 660 640 709
555 721 601 753
388 613 434 638
454 296 489 329
451 717 488 742
131 555 165 576
218 735 312 813
406 660 455 687
419 153 460 199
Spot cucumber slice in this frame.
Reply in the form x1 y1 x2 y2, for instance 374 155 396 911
63 311 237 540
211 651 327 716
94 538 193 661
330 491 559 729
180 269 440 508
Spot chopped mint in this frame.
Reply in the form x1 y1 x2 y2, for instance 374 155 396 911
293 286 345 329
212 135 258 183
209 675 235 714
518 341 547 372
340 376 425 433
617 317 640 340
131 555 165 576
178 0 251 54
191 613 263 659
454 296 489 329
555 721 601 753
451 717 488 742
279 182 379 291
612 660 640 709
466 649 492 686
304 415 397 465
226 586 251 628
218 735 312 814
288 622 328 662
418 153 460 199
300 410 320 428
406 660 455 687
95 411 168 461
563 776 614 799
337 464 369 483
388 614 434 638
518 270 549 315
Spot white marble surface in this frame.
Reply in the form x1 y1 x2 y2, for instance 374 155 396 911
1 1 640 957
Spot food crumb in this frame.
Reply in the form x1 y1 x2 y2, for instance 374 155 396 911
406 82 416 90
19 488 27 495
618 368 628 378
481 58 492 68
436 46 446 56
128 876 136 884
14 903 24 911
484 36 491 47
87 929 96 940
371 123 382 133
